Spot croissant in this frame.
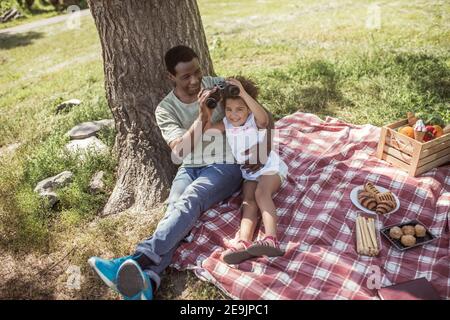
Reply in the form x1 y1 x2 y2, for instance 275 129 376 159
359 195 377 210
375 192 396 204
364 182 380 196
375 200 395 214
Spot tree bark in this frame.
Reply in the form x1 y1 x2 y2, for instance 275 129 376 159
88 0 214 216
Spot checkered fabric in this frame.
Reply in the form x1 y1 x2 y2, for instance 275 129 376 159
170 112 450 300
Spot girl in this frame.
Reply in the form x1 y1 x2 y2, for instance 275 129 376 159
205 77 288 264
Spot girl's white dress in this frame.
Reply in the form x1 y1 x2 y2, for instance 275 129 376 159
223 113 288 182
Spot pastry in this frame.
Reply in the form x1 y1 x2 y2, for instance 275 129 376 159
389 226 403 240
400 235 416 247
401 225 415 236
358 192 377 211
414 224 427 237
358 191 374 199
376 201 395 215
375 192 396 204
364 182 380 196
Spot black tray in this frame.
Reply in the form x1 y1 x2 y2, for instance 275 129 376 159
381 220 437 251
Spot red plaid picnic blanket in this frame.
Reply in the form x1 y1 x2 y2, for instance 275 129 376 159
171 112 450 300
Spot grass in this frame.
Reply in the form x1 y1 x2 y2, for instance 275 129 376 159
0 0 449 299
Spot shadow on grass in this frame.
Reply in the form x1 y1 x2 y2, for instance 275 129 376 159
0 272 56 299
0 31 44 50
260 60 353 120
394 53 450 102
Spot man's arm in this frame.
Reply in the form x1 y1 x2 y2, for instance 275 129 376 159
168 89 215 161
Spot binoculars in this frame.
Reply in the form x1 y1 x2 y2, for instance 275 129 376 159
206 81 240 109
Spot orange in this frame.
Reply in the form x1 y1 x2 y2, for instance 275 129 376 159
433 125 444 137
399 126 414 138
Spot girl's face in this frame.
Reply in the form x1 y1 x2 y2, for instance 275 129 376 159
225 98 250 127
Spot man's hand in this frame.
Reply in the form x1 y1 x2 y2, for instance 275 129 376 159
197 88 215 126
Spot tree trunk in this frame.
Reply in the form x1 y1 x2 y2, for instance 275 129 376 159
88 0 214 216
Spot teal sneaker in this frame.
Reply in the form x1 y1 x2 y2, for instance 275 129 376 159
116 259 153 300
88 255 131 292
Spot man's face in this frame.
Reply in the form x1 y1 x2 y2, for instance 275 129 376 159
169 58 203 96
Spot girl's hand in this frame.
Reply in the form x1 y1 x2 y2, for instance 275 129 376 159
226 78 246 97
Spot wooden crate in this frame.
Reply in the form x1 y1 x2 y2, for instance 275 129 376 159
376 119 450 177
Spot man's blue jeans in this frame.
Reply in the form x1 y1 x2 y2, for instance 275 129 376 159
135 163 242 281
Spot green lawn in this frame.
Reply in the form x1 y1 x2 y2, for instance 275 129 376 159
0 0 449 299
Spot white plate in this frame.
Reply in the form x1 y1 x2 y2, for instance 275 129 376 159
350 185 400 215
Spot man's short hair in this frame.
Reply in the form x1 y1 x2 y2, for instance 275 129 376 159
164 45 199 75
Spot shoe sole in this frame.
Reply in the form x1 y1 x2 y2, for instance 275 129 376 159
247 245 284 257
116 260 147 298
223 250 253 265
88 257 117 291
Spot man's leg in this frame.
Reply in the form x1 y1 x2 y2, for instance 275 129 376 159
87 166 193 293
133 163 242 283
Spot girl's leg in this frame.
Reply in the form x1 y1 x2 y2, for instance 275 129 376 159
247 174 284 257
239 180 259 242
221 180 258 264
254 174 281 238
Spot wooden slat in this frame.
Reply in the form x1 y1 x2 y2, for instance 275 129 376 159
383 145 412 163
381 152 411 172
385 141 414 156
410 140 423 176
417 147 450 168
422 133 450 151
415 154 450 176
385 128 418 156
386 119 408 129
376 127 388 159
420 138 450 158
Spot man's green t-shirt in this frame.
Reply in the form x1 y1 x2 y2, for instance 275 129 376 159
155 76 235 167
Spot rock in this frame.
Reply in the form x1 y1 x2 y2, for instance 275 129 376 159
55 99 81 114
65 136 108 157
89 171 105 194
67 119 114 140
93 119 115 129
34 171 74 207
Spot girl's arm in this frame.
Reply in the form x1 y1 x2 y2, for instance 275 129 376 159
226 78 269 129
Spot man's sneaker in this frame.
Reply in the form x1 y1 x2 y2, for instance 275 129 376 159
116 259 153 300
88 255 131 292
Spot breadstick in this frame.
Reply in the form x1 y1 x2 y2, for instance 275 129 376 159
362 217 375 250
358 216 370 255
356 216 364 254
368 218 379 255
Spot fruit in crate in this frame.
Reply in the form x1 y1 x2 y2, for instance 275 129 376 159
423 125 437 142
433 125 444 138
398 126 414 138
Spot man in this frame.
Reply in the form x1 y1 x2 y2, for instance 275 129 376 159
88 45 251 300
